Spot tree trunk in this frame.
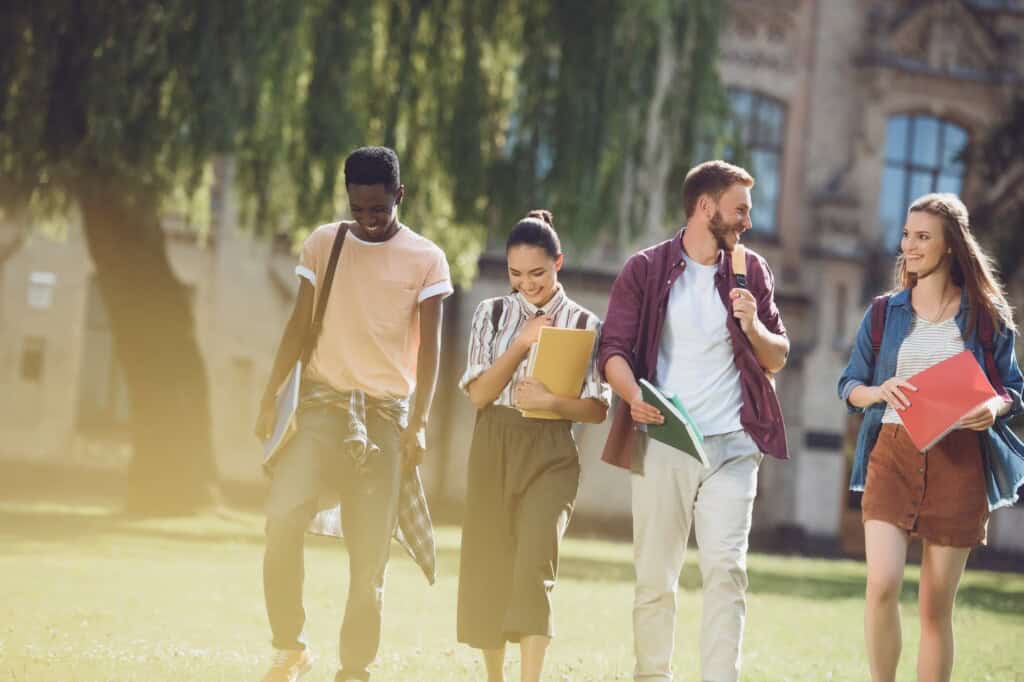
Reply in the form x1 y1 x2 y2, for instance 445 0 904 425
78 181 216 514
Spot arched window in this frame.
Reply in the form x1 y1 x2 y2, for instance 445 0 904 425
725 89 786 236
878 114 968 251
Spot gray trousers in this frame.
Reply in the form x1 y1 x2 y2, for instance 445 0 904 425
263 406 401 679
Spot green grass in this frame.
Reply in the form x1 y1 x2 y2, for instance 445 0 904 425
1 501 1022 681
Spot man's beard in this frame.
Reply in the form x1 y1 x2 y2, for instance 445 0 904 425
709 210 742 252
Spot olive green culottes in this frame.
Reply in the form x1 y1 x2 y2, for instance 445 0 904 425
456 406 580 649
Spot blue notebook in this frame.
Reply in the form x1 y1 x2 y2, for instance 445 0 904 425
639 378 709 467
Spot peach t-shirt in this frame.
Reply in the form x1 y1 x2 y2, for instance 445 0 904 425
296 221 453 399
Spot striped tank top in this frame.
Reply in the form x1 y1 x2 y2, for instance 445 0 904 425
882 315 965 425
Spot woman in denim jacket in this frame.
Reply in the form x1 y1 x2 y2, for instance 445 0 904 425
837 193 1024 682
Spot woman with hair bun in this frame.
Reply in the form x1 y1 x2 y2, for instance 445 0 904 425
456 210 611 682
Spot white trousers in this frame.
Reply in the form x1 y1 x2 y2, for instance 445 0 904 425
632 431 762 682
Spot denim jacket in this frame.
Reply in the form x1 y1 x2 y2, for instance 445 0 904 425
837 287 1024 510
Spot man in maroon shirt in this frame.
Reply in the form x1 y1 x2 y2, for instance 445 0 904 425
598 161 789 682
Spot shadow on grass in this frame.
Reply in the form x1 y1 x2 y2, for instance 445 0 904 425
4 507 1021 616
433 546 1024 616
0 507 268 546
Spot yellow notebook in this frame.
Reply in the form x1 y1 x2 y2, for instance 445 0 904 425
520 326 597 420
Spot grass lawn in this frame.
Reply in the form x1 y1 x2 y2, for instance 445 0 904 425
1 501 1022 681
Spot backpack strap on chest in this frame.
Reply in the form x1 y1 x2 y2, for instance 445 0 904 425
977 309 1008 398
870 295 889 356
490 298 505 335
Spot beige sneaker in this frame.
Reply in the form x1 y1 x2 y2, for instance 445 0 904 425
260 647 314 682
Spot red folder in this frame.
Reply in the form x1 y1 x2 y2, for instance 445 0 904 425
898 350 997 451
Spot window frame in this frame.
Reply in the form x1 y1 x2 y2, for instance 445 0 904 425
724 87 787 237
879 113 970 251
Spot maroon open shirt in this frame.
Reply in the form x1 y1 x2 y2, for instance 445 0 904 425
597 230 789 469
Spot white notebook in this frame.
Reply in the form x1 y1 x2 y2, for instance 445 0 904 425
262 361 303 467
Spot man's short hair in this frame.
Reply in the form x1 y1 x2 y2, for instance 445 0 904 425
344 146 401 192
682 160 754 218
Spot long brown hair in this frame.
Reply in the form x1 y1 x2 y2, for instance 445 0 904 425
895 193 1017 334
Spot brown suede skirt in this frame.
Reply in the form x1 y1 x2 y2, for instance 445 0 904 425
862 423 989 547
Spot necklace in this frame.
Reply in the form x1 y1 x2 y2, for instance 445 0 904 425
919 286 955 324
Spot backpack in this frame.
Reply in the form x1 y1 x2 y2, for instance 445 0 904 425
869 294 1006 397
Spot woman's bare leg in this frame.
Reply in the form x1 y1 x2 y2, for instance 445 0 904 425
864 520 910 682
916 541 970 682
520 635 550 682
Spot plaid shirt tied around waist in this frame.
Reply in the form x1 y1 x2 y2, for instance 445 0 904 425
298 382 437 585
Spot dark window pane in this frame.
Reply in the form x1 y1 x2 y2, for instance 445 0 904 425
728 89 752 118
880 166 907 252
751 149 779 233
728 90 753 142
884 116 910 163
879 115 966 253
909 170 934 202
719 89 786 236
941 123 968 173
937 174 962 194
911 116 940 167
754 99 784 148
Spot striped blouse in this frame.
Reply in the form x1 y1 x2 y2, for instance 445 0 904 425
459 286 612 410
882 314 965 424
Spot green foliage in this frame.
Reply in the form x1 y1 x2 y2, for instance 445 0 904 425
0 1 303 194
257 0 725 279
1 1 725 286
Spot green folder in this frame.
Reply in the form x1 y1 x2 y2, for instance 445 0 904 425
639 378 709 467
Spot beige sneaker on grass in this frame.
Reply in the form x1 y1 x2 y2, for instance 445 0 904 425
260 647 314 682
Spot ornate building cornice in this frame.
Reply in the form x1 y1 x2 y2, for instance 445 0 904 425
859 0 1023 84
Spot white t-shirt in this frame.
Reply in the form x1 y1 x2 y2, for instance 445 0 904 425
655 252 743 436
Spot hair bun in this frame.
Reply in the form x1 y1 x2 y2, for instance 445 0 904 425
526 209 554 227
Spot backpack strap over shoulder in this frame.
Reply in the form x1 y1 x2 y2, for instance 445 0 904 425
977 309 1008 398
490 298 505 335
870 295 890 356
302 224 347 366
978 307 996 354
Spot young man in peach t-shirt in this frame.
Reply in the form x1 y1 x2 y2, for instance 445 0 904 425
255 147 452 682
